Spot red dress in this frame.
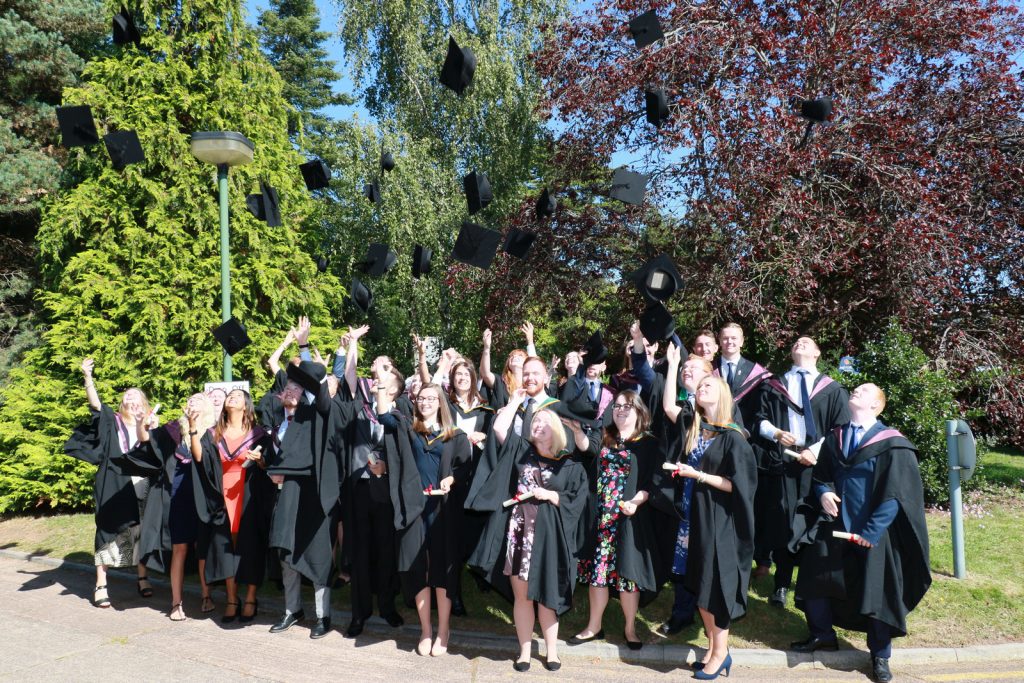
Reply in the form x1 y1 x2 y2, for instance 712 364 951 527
219 433 250 535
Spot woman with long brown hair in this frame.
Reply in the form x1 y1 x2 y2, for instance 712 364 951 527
479 328 528 409
189 388 274 624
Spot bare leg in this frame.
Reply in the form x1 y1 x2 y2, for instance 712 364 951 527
241 583 258 618
414 586 432 655
94 564 110 607
577 585 608 638
432 587 451 655
704 624 730 672
197 556 213 611
224 577 239 617
620 589 640 642
510 577 534 665
698 606 715 665
537 603 560 664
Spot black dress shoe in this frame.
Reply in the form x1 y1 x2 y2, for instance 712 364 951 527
345 618 364 638
567 629 604 645
790 635 839 653
451 595 467 617
871 656 893 682
269 610 305 633
513 660 530 672
382 611 404 628
544 658 561 672
309 617 331 639
769 586 788 607
659 615 693 636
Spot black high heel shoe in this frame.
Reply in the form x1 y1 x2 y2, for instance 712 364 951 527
239 598 258 623
221 600 241 624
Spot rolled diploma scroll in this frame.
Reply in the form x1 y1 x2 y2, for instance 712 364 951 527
832 531 864 543
423 487 446 496
662 462 679 471
502 490 536 508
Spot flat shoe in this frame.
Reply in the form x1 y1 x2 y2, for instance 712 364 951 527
169 603 186 621
200 594 215 613
416 638 432 656
136 577 154 598
93 585 111 608
544 658 561 672
567 628 604 645
513 660 531 672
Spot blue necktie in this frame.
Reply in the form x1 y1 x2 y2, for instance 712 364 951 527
726 362 735 389
589 381 599 402
797 369 817 443
845 424 862 458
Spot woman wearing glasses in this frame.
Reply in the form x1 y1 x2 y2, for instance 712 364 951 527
569 390 664 650
376 381 471 657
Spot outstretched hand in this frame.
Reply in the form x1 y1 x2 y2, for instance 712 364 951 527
482 328 492 349
81 358 95 377
294 316 312 345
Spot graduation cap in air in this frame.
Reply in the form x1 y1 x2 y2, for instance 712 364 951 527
381 151 396 173
628 10 664 49
212 316 251 356
564 390 600 423
287 359 328 395
363 179 381 204
412 245 432 279
790 96 833 149
245 181 282 227
582 330 608 365
351 278 373 314
360 242 397 277
535 187 556 220
628 253 682 303
56 105 100 148
609 168 648 205
645 88 670 128
299 159 331 190
316 255 329 273
452 221 501 269
502 228 536 259
103 130 144 170
439 36 477 95
112 6 141 47
463 171 493 214
639 302 676 342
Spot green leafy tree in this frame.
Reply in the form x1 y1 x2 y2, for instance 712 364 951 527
0 0 344 513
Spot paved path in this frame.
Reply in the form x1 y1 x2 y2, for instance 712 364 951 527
2 552 1023 682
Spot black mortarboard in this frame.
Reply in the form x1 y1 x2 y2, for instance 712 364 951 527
56 105 99 148
463 171 493 214
351 278 373 314
112 6 141 46
316 255 329 272
412 245 432 279
287 360 327 395
360 242 397 277
564 390 600 423
628 11 664 49
609 168 648 205
628 253 682 303
212 316 251 356
639 302 676 342
299 159 331 190
502 228 536 259
363 179 381 204
791 96 833 123
381 151 396 173
582 330 608 365
439 36 477 95
645 88 670 127
452 221 501 270
246 181 282 227
535 187 556 220
103 130 144 170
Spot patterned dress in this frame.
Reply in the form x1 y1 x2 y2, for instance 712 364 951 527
504 457 554 580
578 445 637 592
672 434 712 577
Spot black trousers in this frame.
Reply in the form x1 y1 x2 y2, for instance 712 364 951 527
348 477 399 621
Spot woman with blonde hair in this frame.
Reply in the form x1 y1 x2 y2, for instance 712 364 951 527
664 375 756 679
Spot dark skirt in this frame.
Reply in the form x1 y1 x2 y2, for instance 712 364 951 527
169 461 198 545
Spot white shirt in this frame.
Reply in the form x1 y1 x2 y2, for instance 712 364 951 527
759 366 820 447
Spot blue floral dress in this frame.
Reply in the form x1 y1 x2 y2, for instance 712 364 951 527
672 434 712 577
577 445 637 592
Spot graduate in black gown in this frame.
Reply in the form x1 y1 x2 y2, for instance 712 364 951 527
125 392 217 620
569 389 663 651
467 389 588 673
64 358 155 609
662 376 756 679
756 336 850 608
377 380 472 657
188 388 275 624
788 384 930 683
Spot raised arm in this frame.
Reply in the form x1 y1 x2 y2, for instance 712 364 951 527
663 342 683 423
268 328 296 377
332 332 350 379
479 328 495 388
522 321 537 357
492 387 526 445
345 325 369 397
629 321 656 393
81 358 101 412
413 333 430 384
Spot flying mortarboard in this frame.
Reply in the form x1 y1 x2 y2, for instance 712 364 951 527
412 245 432 279
627 253 682 303
609 168 648 206
350 278 373 314
316 255 329 273
363 179 381 204
103 130 144 170
790 96 833 123
463 171 493 215
299 159 331 190
452 221 501 270
381 151 396 173
439 36 477 95
245 181 282 227
56 105 100 148
287 360 328 395
112 6 141 46
535 187 556 220
645 88 670 127
360 242 397 277
502 228 536 259
582 330 608 365
628 11 664 49
638 302 676 342
212 316 251 356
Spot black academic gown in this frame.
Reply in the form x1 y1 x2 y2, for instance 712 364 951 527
267 384 348 587
447 397 494 560
64 404 141 552
680 427 757 629
578 433 665 602
755 374 849 554
790 427 930 637
192 427 276 585
467 432 588 615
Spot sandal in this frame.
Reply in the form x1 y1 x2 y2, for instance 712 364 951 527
93 585 111 608
221 600 241 624
136 577 154 598
169 603 186 621
239 599 258 623
201 593 215 613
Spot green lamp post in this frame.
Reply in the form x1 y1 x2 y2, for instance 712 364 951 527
189 131 255 381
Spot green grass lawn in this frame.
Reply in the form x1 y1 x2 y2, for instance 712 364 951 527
2 447 1021 649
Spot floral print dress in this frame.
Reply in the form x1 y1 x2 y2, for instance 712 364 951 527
578 445 638 592
672 434 712 577
504 456 554 580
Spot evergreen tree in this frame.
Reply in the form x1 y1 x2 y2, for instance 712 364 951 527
0 0 344 513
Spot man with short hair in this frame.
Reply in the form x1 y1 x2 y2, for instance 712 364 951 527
692 329 718 363
789 384 930 683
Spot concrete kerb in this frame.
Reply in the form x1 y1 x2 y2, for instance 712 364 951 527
3 547 1021 669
